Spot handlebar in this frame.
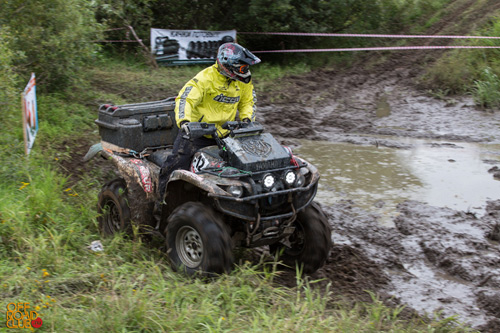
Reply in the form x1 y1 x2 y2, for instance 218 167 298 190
183 122 217 139
183 121 264 140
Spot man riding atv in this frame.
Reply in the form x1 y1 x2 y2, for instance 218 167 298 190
159 42 261 203
87 43 331 277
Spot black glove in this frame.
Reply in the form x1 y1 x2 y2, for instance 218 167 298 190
242 118 251 123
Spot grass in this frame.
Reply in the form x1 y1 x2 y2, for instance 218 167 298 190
473 67 500 108
0 55 475 332
419 7 500 107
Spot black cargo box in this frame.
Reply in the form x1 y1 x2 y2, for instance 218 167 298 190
95 97 179 151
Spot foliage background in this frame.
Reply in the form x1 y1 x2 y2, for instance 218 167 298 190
0 0 101 92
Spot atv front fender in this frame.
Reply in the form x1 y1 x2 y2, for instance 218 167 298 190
167 169 230 196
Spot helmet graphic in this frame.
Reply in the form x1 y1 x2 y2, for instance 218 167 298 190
216 43 261 83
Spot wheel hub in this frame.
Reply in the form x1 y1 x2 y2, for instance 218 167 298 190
176 226 204 268
104 200 121 231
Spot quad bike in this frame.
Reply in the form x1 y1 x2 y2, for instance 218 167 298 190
85 98 331 276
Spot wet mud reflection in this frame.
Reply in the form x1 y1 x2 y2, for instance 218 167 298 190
295 137 500 329
296 138 500 220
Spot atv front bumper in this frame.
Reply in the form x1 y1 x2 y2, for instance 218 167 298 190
208 179 319 222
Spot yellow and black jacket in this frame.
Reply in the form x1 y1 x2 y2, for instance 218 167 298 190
174 64 257 137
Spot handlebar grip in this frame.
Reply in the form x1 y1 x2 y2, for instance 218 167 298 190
185 122 217 139
222 121 240 130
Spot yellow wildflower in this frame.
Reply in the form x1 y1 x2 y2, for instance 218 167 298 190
19 182 30 190
42 271 50 277
35 305 41 311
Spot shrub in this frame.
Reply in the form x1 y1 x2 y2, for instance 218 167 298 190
0 27 24 147
0 0 102 92
0 28 20 115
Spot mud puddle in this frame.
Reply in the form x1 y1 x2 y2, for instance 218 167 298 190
294 137 500 330
295 138 500 222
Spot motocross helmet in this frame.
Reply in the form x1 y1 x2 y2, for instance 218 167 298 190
216 43 261 84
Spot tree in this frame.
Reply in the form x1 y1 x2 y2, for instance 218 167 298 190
0 0 101 92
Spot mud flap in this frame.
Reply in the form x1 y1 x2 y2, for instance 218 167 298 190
83 142 103 162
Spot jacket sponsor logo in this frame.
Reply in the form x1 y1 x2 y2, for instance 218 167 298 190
213 94 240 104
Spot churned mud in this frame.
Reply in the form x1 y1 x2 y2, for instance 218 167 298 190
256 56 500 331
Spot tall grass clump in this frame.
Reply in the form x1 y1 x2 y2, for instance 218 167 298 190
473 67 500 109
421 15 500 104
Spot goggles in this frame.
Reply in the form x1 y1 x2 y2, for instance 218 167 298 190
232 64 250 74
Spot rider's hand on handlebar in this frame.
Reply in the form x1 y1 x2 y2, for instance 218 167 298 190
242 118 251 123
180 121 190 137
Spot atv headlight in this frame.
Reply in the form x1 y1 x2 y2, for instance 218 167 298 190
295 174 306 187
262 173 276 190
227 185 243 198
283 170 297 187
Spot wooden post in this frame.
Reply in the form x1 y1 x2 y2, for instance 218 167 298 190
127 25 159 69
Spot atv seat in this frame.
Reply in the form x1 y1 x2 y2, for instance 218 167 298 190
147 149 171 166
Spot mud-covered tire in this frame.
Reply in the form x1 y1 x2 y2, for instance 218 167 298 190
165 202 233 276
97 178 132 236
270 202 332 274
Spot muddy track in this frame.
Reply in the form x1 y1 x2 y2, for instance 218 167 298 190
255 64 500 330
252 5 500 328
259 81 500 330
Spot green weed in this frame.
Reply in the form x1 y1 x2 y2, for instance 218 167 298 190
420 14 500 104
473 67 500 109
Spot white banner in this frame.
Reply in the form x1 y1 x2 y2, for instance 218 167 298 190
22 73 38 155
150 29 236 62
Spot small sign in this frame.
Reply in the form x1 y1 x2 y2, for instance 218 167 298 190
150 29 236 65
22 73 38 155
